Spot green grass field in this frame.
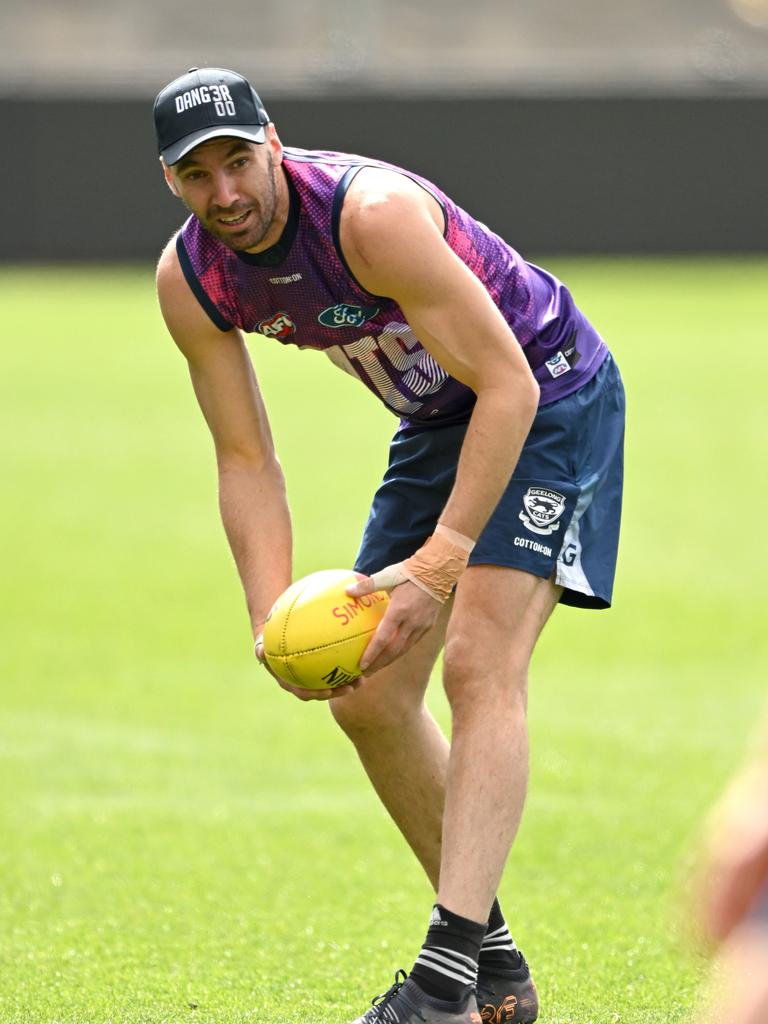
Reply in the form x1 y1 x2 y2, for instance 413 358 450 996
1 260 766 1024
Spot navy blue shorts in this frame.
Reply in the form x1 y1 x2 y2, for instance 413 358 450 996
354 354 625 609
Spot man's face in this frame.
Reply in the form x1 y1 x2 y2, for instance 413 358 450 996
164 134 280 252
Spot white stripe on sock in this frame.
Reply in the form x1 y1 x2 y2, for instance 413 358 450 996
481 926 517 951
417 949 477 982
413 955 477 986
427 945 481 970
482 940 517 953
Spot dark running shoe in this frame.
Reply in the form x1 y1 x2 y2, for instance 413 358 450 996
475 957 538 1023
351 970 482 1024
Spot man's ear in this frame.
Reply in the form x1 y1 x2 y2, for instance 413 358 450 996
266 124 283 166
161 159 181 198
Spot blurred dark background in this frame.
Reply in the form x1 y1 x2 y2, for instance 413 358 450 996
4 0 768 259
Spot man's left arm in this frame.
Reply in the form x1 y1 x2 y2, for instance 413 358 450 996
340 171 540 671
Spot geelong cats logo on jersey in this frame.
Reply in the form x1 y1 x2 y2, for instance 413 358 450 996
258 311 296 340
519 487 566 535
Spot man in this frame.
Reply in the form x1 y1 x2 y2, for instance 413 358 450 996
153 67 625 1024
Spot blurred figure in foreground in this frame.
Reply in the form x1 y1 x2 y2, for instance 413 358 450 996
693 718 768 1024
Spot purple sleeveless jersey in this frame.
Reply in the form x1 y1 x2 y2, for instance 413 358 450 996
176 148 608 427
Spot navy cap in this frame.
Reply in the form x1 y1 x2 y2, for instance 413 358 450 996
154 67 269 165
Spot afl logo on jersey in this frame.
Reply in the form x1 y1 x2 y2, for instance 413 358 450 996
519 487 566 536
318 303 379 329
545 351 571 378
258 311 296 340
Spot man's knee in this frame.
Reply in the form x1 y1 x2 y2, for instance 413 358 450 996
442 631 530 714
332 608 448 737
442 567 560 715
330 665 429 736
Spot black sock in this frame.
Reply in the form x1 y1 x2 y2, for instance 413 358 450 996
478 898 524 974
410 904 486 1002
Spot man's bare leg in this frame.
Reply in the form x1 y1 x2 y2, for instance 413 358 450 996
330 602 452 888
437 566 562 922
333 568 559 912
333 567 559 906
337 567 558 1022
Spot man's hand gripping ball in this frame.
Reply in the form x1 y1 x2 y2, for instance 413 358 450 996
346 524 475 675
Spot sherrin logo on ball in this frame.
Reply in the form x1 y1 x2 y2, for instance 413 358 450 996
262 570 389 690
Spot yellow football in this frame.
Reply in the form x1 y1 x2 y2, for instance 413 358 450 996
262 569 390 690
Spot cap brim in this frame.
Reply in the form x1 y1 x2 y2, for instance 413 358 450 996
161 124 267 165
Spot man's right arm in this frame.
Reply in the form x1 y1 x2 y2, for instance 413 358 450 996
155 238 292 641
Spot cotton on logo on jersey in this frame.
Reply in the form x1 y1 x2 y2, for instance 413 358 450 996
175 84 236 117
258 312 296 340
269 273 303 285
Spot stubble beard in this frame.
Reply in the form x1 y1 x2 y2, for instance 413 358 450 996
202 152 278 252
